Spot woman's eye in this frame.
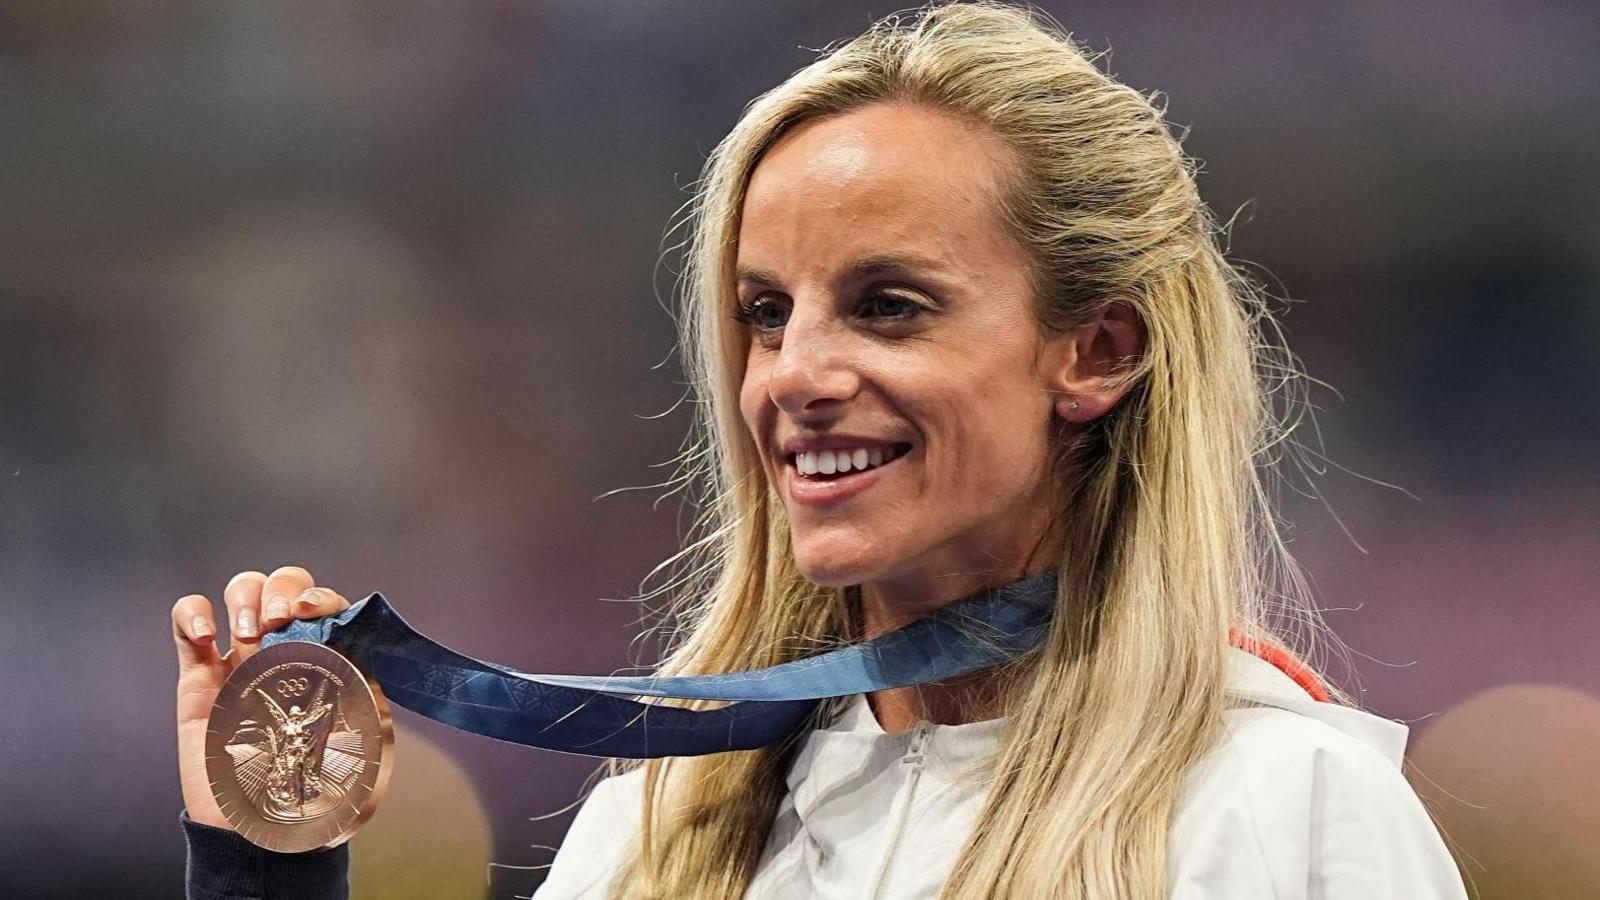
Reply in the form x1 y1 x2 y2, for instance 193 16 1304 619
860 292 922 321
732 296 790 331
732 292 923 337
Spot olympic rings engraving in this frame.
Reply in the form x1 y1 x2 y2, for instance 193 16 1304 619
276 677 310 698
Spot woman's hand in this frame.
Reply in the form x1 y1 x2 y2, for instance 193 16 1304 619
171 566 352 830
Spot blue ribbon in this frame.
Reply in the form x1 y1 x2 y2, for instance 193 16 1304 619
260 570 1057 759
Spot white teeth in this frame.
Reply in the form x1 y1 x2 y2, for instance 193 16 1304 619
835 450 854 473
793 445 904 478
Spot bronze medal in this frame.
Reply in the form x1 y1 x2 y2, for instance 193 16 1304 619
205 641 394 853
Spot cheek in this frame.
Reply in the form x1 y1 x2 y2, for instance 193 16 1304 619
923 378 1051 504
737 361 768 437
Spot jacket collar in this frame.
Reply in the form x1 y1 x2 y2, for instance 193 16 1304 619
798 646 1409 770
1224 647 1409 765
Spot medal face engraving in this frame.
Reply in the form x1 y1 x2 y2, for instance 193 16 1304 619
206 641 393 852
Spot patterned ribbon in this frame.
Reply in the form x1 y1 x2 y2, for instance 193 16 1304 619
259 570 1058 759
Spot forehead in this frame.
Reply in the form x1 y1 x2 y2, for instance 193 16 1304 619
738 102 1017 280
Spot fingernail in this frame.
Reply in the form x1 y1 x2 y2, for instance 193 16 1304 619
265 595 290 619
191 616 212 638
237 607 258 638
296 589 322 611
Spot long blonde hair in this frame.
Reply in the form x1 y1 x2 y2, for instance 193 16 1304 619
601 2 1333 897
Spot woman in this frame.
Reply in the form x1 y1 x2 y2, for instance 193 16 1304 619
172 2 1468 897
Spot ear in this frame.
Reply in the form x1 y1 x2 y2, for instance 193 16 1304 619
1046 301 1146 422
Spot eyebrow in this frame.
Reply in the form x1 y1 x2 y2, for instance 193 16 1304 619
735 252 950 288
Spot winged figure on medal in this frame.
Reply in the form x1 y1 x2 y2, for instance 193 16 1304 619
222 676 369 822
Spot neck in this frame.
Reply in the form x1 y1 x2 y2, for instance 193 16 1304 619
860 558 1057 731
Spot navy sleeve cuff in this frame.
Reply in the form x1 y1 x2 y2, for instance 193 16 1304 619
181 810 349 900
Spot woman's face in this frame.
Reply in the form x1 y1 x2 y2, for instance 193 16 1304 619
736 102 1072 593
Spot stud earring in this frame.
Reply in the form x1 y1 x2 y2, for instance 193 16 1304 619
1069 401 1080 411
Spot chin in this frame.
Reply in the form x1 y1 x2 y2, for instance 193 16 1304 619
790 538 890 589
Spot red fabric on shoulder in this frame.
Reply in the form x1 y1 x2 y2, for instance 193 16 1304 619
1227 625 1331 703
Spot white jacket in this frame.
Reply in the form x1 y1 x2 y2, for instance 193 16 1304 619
537 647 1468 898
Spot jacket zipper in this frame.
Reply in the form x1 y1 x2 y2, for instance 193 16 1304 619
868 720 934 900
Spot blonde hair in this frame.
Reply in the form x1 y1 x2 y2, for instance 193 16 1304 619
600 2 1336 897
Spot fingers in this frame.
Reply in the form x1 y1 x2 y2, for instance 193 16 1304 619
172 593 222 669
222 566 327 665
260 565 317 632
171 571 353 733
294 585 352 619
222 570 268 648
200 567 354 669
172 594 231 724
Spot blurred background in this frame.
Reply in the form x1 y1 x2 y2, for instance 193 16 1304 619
2 1 1596 897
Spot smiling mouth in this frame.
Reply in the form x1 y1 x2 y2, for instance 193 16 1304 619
786 442 913 481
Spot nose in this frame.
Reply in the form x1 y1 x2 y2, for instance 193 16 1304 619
765 306 860 419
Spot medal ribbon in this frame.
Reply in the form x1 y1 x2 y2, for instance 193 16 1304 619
259 570 1058 759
